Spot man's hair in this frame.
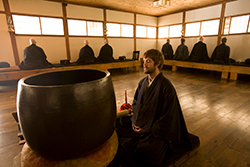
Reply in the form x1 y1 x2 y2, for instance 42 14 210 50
29 38 36 45
167 38 170 43
143 49 164 70
181 38 185 43
199 36 204 41
84 40 89 45
221 37 227 44
104 38 109 44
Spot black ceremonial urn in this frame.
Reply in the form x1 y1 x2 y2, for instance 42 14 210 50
16 69 117 160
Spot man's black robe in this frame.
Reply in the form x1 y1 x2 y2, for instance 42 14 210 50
211 43 230 64
76 45 95 64
19 44 52 70
188 41 210 62
173 44 189 61
96 44 115 63
115 73 192 167
161 42 174 60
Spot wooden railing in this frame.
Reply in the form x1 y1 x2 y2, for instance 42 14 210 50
163 60 250 80
0 61 141 82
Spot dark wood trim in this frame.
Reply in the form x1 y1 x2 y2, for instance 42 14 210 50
103 8 107 38
185 18 221 24
134 23 157 27
246 15 250 33
106 21 133 25
134 13 136 51
182 11 186 38
3 0 20 65
217 3 226 45
223 32 250 36
11 12 64 19
224 12 250 18
65 17 104 22
158 22 184 27
62 3 71 60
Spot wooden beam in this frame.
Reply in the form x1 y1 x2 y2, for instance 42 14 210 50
182 11 186 38
103 8 107 38
62 3 71 60
2 0 20 65
217 3 226 45
134 13 136 51
0 61 141 82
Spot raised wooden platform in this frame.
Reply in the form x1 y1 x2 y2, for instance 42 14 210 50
163 60 250 80
0 60 141 82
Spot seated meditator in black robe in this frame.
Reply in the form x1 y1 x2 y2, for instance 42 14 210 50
161 38 174 60
19 38 52 70
96 38 115 63
211 37 230 64
76 40 95 64
114 49 199 167
188 36 210 63
173 38 189 61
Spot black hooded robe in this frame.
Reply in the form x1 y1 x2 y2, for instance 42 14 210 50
211 43 230 64
162 42 174 60
115 73 193 167
173 44 189 61
188 41 210 62
96 44 115 63
76 45 95 64
19 44 52 70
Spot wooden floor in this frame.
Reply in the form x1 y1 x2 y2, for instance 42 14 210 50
1 66 250 167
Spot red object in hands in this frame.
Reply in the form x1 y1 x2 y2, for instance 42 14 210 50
120 90 132 111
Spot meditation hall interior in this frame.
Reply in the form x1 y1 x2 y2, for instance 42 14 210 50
0 0 250 166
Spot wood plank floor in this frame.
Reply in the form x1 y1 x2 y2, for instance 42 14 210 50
0 67 250 167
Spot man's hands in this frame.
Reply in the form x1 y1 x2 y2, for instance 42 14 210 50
132 123 149 134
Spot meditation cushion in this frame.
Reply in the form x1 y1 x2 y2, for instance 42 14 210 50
0 62 10 68
245 58 250 64
20 131 118 167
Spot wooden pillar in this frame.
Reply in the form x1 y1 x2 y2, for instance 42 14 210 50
62 3 71 60
217 3 226 45
103 9 107 38
134 13 136 51
3 0 20 65
182 11 186 38
156 16 158 49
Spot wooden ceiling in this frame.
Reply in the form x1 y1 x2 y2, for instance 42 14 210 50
47 0 235 16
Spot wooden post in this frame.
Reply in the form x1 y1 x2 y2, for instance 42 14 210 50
62 3 71 60
134 13 136 51
103 9 107 38
217 3 226 45
3 0 20 65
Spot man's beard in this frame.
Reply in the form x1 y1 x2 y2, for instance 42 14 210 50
144 66 156 74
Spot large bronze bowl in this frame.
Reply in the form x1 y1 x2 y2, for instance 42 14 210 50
16 69 117 160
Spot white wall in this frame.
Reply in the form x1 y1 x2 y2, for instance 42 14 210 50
185 37 218 58
225 0 250 17
137 14 157 26
137 39 156 57
107 10 134 24
0 14 16 66
158 13 183 26
67 4 103 20
16 36 67 64
9 0 62 17
0 0 4 11
186 5 221 22
227 34 250 61
69 37 104 62
3 0 250 66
